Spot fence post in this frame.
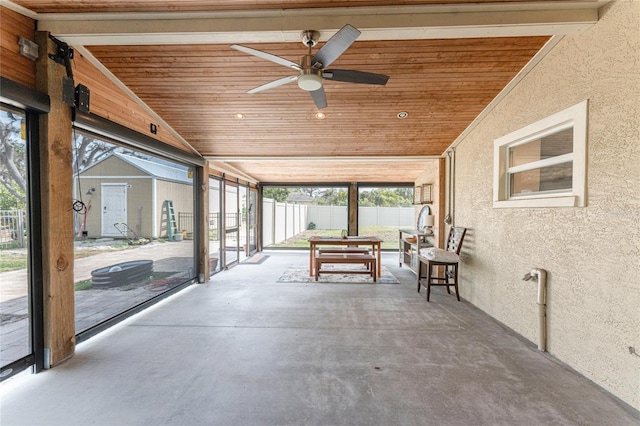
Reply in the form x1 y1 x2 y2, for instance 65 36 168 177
18 209 25 248
271 200 276 244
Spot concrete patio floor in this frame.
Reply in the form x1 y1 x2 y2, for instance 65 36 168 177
1 251 638 425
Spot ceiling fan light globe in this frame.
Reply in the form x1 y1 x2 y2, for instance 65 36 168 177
298 74 322 91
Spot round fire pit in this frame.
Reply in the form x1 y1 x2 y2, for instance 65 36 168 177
91 260 154 288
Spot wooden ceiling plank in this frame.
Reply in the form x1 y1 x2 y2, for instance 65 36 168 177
5 1 583 183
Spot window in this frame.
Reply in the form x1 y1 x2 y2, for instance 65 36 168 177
358 185 414 250
261 186 349 248
493 100 587 208
0 106 32 373
72 129 196 337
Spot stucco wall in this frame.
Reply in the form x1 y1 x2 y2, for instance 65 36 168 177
452 1 639 410
414 160 444 246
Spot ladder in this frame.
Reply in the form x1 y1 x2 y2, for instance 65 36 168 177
163 200 178 240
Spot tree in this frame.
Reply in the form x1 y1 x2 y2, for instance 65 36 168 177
293 187 325 198
72 133 117 173
0 110 27 205
0 185 25 210
317 188 348 206
0 110 118 207
358 188 413 207
263 187 290 202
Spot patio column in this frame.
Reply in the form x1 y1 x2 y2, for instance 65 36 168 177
35 31 75 366
348 182 358 235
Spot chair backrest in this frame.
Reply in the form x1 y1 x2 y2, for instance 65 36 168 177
445 227 467 255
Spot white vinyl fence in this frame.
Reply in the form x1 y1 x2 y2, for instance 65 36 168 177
262 199 308 247
358 206 415 227
262 200 414 247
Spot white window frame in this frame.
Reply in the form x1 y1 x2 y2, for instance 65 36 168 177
493 100 588 208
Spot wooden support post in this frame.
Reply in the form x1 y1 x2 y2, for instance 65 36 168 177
35 31 76 366
256 187 262 252
197 166 209 281
348 182 358 235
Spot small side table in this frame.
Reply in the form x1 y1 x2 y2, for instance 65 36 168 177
399 229 433 274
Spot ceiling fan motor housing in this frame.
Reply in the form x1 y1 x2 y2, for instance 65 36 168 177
297 55 323 91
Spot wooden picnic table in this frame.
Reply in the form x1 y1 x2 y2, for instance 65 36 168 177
308 236 383 278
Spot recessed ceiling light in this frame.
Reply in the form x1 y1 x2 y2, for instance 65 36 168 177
315 112 326 120
397 111 408 119
234 113 245 119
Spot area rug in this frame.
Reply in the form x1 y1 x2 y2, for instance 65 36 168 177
277 265 400 284
241 254 270 265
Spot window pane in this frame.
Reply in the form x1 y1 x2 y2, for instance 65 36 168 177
208 178 221 274
224 184 239 266
358 187 414 250
0 107 31 368
248 190 257 255
509 128 573 167
510 162 573 196
73 130 195 334
262 187 348 248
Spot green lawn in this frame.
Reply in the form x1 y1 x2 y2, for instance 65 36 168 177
0 242 134 273
0 253 27 272
270 226 402 250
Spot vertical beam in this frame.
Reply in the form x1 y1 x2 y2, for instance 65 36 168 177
271 197 276 246
437 158 446 248
256 186 262 251
348 182 358 235
197 166 209 281
35 31 75 366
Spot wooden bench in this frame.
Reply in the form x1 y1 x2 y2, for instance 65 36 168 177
318 247 370 255
315 253 377 282
318 248 372 270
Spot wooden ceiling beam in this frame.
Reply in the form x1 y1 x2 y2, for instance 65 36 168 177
206 155 439 162
36 3 604 46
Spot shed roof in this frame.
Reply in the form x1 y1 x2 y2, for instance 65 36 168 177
81 152 192 185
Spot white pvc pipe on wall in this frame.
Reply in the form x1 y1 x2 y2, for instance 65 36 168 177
525 268 547 351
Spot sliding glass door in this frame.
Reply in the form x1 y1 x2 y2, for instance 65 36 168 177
224 183 239 267
247 189 258 256
208 177 222 274
73 129 196 336
0 104 42 380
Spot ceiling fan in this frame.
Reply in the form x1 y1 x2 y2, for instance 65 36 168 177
230 24 389 109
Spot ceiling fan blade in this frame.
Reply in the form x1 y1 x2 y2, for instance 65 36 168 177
247 75 298 94
310 87 327 109
312 24 361 68
323 69 389 86
230 44 301 70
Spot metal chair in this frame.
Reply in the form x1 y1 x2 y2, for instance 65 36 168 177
417 227 467 301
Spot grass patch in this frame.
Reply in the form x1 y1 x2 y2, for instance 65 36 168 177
0 254 27 272
270 226 403 250
74 279 93 291
0 240 139 273
74 242 134 259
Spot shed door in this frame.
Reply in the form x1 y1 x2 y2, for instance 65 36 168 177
101 184 127 237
